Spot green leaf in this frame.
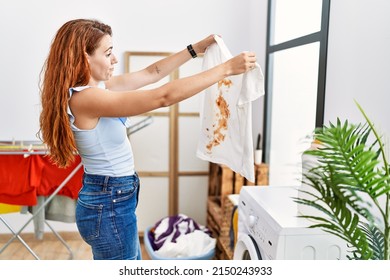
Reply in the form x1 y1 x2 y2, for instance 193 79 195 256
298 110 390 259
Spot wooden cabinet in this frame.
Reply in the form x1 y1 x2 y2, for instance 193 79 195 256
207 163 269 259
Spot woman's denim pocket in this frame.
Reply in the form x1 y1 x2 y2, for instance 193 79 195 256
76 198 103 242
112 180 138 203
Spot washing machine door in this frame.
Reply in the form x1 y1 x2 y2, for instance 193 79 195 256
233 234 262 260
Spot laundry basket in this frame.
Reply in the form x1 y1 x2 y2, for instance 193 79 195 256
144 226 215 260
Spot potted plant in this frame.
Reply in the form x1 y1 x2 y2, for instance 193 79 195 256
295 102 390 260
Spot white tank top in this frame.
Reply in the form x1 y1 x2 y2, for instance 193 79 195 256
67 84 135 176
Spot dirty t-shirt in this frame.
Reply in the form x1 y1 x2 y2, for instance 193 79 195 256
196 36 264 182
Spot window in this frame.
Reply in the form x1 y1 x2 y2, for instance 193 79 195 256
263 0 330 186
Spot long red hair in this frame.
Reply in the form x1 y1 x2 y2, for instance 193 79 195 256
38 19 112 167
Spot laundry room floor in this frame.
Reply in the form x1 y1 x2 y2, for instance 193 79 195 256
0 232 150 260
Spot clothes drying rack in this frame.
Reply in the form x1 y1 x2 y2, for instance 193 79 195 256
0 143 82 260
0 116 153 260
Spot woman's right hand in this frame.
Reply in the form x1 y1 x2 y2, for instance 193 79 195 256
225 51 257 76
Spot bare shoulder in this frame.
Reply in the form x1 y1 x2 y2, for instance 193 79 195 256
68 88 108 129
69 86 130 119
70 87 109 105
69 87 107 117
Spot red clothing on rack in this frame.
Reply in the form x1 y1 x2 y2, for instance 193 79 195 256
34 155 83 199
0 155 38 205
0 154 83 206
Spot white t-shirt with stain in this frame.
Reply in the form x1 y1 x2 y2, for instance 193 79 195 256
196 36 264 182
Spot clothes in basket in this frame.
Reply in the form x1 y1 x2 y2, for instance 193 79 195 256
147 214 216 259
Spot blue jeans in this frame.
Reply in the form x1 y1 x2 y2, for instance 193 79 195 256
75 173 141 260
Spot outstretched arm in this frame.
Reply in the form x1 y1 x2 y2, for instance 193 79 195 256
70 51 257 123
106 35 216 91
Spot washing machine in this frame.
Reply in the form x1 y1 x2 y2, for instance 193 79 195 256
233 186 348 260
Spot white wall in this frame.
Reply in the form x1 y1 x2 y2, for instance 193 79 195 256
0 0 263 140
0 0 267 233
325 0 390 140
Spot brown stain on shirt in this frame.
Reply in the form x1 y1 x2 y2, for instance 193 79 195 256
218 79 233 89
206 79 232 152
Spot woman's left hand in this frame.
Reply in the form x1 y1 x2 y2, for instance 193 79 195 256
193 34 218 55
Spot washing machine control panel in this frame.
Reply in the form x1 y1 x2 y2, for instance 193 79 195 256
247 209 267 246
248 214 257 228
247 207 279 259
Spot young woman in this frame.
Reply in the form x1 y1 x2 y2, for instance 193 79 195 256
39 18 257 260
